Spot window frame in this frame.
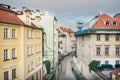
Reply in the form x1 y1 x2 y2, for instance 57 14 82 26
12 68 16 80
4 71 9 80
4 28 8 39
105 34 109 41
96 47 101 55
4 49 9 61
105 47 109 55
12 29 16 38
96 34 100 41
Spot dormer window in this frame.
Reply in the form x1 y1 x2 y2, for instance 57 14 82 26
104 21 110 26
112 21 117 26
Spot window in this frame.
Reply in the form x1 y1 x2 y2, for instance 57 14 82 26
36 31 40 38
4 71 9 80
96 47 100 55
12 68 16 80
27 47 31 56
36 73 38 80
104 21 110 26
105 47 109 55
4 49 9 61
112 21 117 26
31 61 33 70
36 45 40 52
12 48 17 59
116 47 120 55
116 35 120 41
105 34 109 41
116 60 120 64
4 28 8 38
28 64 30 72
12 29 16 38
105 61 109 64
97 34 100 41
26 16 30 23
27 30 31 38
31 46 34 54
32 76 34 80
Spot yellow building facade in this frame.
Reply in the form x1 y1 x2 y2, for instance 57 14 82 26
0 4 43 80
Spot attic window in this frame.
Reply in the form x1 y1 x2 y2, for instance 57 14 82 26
104 21 110 26
112 21 117 26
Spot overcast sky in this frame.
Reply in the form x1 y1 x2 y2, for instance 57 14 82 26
1 0 120 31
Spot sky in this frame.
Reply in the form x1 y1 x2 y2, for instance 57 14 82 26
0 0 120 31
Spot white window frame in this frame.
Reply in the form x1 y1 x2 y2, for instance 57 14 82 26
116 60 120 64
4 28 9 38
105 47 109 55
116 47 120 55
4 71 9 80
4 49 9 61
12 29 16 38
12 68 16 80
97 34 100 41
105 60 109 64
12 48 17 59
96 47 100 55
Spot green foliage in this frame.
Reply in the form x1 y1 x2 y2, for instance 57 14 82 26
114 64 120 69
43 60 51 74
98 64 114 71
88 60 100 72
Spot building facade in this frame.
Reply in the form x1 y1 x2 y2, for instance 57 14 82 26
75 13 120 79
40 12 58 67
58 26 75 55
0 4 43 80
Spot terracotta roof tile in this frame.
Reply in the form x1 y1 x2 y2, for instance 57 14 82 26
93 13 120 29
0 6 24 25
60 26 74 33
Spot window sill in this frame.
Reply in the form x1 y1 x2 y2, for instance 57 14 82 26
11 38 17 39
96 54 101 56
27 37 33 39
36 51 41 53
3 59 10 61
115 54 120 57
3 38 10 39
104 54 110 56
36 37 41 39
27 54 34 57
12 57 17 59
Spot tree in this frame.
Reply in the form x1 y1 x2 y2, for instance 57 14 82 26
88 60 100 72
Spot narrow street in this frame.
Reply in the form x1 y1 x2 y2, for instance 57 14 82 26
57 54 76 80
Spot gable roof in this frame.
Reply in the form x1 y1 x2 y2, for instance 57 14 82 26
60 26 74 33
93 13 120 29
75 13 120 35
0 5 43 30
0 6 24 25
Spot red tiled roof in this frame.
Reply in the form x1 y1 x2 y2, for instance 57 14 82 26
0 6 43 30
112 68 120 78
92 13 120 29
0 6 24 25
60 26 74 33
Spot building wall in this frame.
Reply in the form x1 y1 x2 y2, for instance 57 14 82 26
91 34 120 66
24 27 43 80
40 15 58 66
76 33 120 79
0 23 22 80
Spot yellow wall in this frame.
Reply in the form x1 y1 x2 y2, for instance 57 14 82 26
0 23 22 80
